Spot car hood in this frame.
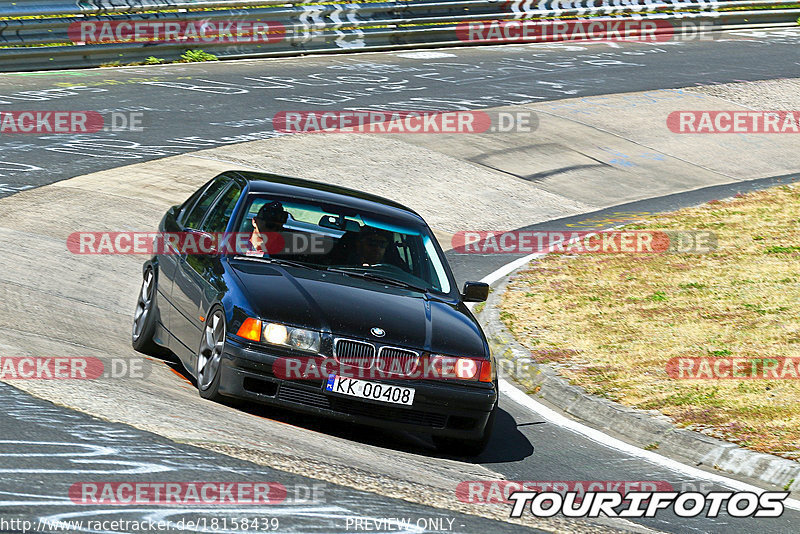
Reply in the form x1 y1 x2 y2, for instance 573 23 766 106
230 261 487 358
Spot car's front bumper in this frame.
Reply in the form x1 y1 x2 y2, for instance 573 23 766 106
217 338 497 439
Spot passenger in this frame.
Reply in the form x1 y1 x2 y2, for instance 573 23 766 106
246 200 288 256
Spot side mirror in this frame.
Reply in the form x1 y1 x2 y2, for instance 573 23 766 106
165 205 181 227
462 281 489 302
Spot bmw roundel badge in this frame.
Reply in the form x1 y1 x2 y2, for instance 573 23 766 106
370 327 385 338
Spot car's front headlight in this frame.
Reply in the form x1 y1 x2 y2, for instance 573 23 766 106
235 318 321 353
428 354 493 382
263 322 321 352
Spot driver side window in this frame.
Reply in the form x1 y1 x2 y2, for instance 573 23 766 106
202 183 243 233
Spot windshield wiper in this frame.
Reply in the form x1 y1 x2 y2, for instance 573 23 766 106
327 268 428 293
233 256 328 271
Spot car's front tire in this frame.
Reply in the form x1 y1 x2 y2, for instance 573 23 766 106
197 307 226 402
132 268 165 356
433 405 496 457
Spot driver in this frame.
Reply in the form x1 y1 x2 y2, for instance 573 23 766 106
246 200 288 256
350 226 392 266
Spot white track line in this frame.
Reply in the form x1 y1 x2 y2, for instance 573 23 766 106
480 254 800 511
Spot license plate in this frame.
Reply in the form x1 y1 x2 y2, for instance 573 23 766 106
324 374 415 406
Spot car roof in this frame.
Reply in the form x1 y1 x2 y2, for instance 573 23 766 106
231 170 426 225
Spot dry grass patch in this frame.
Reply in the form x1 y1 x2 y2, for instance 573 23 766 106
500 184 800 459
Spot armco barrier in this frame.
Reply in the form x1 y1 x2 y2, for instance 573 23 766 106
0 0 798 71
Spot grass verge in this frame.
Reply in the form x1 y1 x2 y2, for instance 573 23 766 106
499 183 800 460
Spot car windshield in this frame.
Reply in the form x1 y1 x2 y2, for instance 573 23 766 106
235 195 452 294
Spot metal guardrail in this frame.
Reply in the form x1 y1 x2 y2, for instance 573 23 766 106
0 0 798 71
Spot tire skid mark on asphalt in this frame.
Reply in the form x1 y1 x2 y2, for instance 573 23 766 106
0 384 481 534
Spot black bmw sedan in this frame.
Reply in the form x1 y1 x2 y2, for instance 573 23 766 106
132 170 498 455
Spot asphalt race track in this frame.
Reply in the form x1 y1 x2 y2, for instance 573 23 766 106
1 28 800 534
1 28 800 195
0 382 548 534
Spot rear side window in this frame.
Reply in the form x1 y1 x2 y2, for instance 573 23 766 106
177 189 204 222
202 183 243 233
183 177 230 229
